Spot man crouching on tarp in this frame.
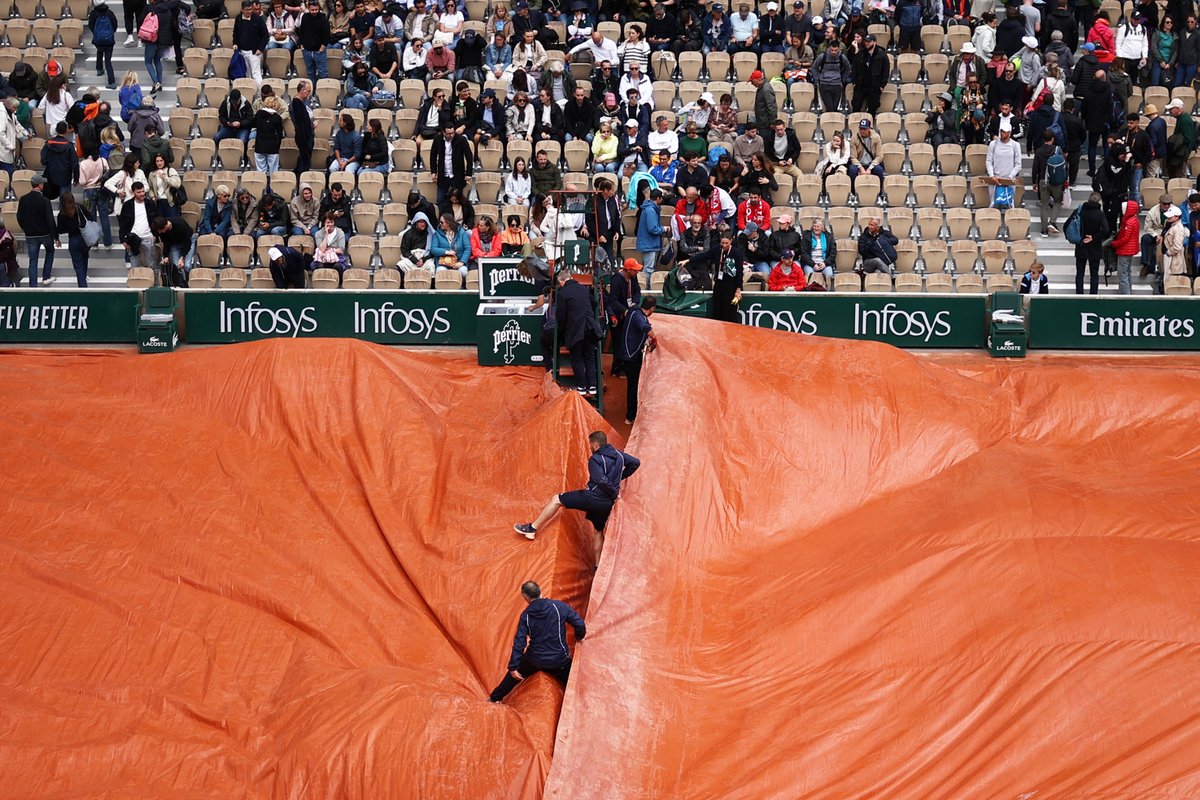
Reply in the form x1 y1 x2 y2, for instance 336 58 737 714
488 581 586 703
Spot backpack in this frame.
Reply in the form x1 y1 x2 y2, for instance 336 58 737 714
93 13 115 46
1047 111 1066 148
1064 205 1083 244
229 49 248 80
138 11 159 42
177 8 195 39
1109 92 1126 133
1046 146 1067 187
921 0 942 25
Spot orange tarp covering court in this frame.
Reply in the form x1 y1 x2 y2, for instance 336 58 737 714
3 323 1200 799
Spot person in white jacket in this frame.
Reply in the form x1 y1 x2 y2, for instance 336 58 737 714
504 156 532 205
0 98 19 174
1116 15 1150 68
972 12 998 60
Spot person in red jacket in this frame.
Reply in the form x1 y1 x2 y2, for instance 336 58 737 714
1086 13 1116 64
767 249 808 291
469 215 503 265
736 185 771 232
1111 198 1140 295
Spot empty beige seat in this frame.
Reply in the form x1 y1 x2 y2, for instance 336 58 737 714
312 268 341 289
864 273 893 292
833 272 862 292
1164 274 1193 295
373 268 402 289
895 273 923 293
343 268 371 290
218 268 247 288
126 268 155 288
249 268 275 289
187 268 217 289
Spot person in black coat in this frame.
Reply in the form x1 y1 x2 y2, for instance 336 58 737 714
1061 99 1088 185
291 81 315 175
995 5 1026 57
1082 70 1114 175
710 230 744 323
1075 193 1110 294
850 36 889 115
556 270 599 394
583 176 622 263
532 89 566 144
267 244 308 288
1094 142 1133 235
429 123 474 213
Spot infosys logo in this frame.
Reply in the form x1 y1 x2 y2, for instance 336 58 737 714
854 302 952 343
740 303 819 334
220 301 318 337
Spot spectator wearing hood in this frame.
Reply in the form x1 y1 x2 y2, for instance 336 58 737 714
41 122 79 201
289 183 320 235
1086 13 1116 64
1046 0 1077 51
140 125 172 169
267 245 307 289
1045 30 1074 73
127 97 163 151
1111 197 1141 294
253 191 291 239
0 97 19 175
8 63 38 102
399 211 435 274
996 5 1026 57
230 187 260 236
455 29 487 84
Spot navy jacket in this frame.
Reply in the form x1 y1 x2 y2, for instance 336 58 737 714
615 308 652 363
587 443 640 500
555 278 594 348
507 597 586 670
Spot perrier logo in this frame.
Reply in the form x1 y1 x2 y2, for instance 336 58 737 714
493 318 531 364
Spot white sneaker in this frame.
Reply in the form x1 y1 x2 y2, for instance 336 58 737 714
43 276 56 286
124 35 136 47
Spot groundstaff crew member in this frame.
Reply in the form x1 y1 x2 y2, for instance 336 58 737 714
488 581 586 703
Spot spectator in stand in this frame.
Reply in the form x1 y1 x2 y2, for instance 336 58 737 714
971 12 997 60
373 4 402 55
585 61 620 103
591 122 620 173
1019 260 1049 293
39 76 73 134
857 216 898 275
1032 130 1065 237
512 29 547 78
737 183 770 231
358 118 389 174
1094 142 1133 238
1015 36 1042 89
77 153 110 247
229 187 259 236
140 125 172 171
529 149 562 196
140 0 180 94
1145 104 1167 182
431 213 471 283
342 62 380 111
928 93 960 149
252 95 285 175
470 216 503 264
289 184 320 235
89 2 120 89
849 119 883 186
533 88 565 145
737 221 776 275
851 33 888 115
750 71 777 132
563 87 596 143
446 188 475 229
41 122 78 201
617 87 651 130
346 0 374 44
799 217 835 282
398 212 434 274
329 112 362 175
767 249 806 291
647 116 678 159
145 152 181 219
762 118 802 181
1046 0 1076 51
153 215 195 277
431 122 473 213
485 31 513 80
1081 69 1112 175
198 184 233 239
500 215 531 256
1140 193 1176 279
390 35 417 79
253 191 290 239
119 181 157 269
646 3 678 51
987 126 1022 205
732 121 764 168
811 38 850 113
1112 197 1141 294
703 3 732 55
1162 203 1192 291
617 24 651 73
54 192 91 287
291 80 315 176
617 118 650 172
1165 98 1196 179
469 88 505 152
319 182 353 237
674 153 709 199
314 213 347 270
729 3 758 54
1178 15 1200 87
0 98 19 176
1075 192 1110 294
404 0 436 43
266 245 306 288
989 63 1024 114
506 90 536 141
816 131 851 191
215 89 254 144
707 93 739 147
18 175 57 286
233 0 268 85
266 0 296 50
437 0 465 47
329 0 351 43
427 35 457 80
635 188 666 285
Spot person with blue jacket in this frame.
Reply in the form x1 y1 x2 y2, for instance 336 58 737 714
636 188 666 287
488 581 586 703
196 184 233 238
515 431 641 564
615 296 657 425
430 213 471 284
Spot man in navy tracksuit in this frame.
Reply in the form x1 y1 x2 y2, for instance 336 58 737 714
615 297 657 425
488 581 586 703
514 431 640 565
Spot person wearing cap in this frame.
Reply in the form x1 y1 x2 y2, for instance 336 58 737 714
615 296 656 425
232 0 269 85
849 119 884 185
635 188 666 286
928 92 960 150
949 41 988 95
1160 204 1190 290
1015 36 1042 89
736 217 776 276
893 0 922 54
767 248 806 291
372 4 403 54
850 32 888 115
1140 193 1177 278
1071 44 1102 101
1164 98 1195 178
759 2 786 52
750 70 777 133
811 38 851 112
265 245 306 288
16 175 57 286
784 0 811 46
728 3 759 54
1116 11 1149 68
426 34 457 80
646 3 678 52
617 117 650 172
702 3 733 54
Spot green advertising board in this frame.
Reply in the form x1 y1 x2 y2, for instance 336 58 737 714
1028 297 1200 349
182 291 479 344
478 258 538 299
735 293 987 348
0 290 141 343
476 305 545 366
